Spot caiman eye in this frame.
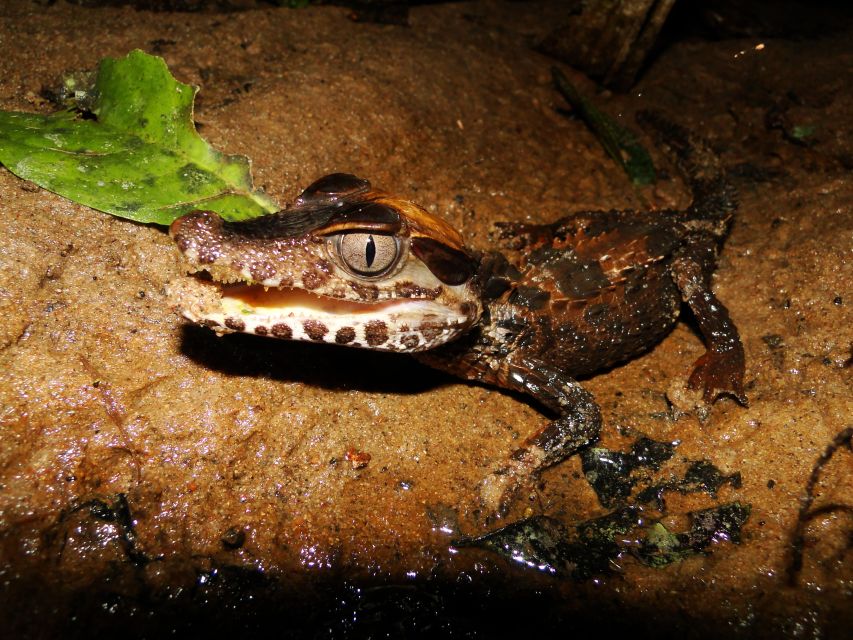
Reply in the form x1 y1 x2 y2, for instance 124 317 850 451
337 233 400 276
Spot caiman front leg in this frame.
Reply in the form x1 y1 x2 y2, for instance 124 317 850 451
478 355 601 518
671 238 747 405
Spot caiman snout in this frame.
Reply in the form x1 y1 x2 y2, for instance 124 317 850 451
170 210 227 266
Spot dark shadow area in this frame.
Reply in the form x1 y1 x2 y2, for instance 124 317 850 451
179 323 452 394
179 323 573 420
664 0 853 40
9 561 819 640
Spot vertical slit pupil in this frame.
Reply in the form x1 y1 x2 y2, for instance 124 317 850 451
365 235 376 267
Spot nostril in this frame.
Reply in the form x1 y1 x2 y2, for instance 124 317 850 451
170 210 228 265
170 209 222 239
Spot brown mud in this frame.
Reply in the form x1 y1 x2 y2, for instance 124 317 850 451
0 1 851 637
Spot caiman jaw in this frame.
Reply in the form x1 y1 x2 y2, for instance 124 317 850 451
167 277 478 352
167 174 482 353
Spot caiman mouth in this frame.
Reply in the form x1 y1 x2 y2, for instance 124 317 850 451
218 283 456 323
167 275 474 352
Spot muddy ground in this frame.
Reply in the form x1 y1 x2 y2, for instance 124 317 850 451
0 1 851 637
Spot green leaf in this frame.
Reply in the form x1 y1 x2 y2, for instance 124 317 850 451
552 67 656 186
790 124 816 141
0 50 279 225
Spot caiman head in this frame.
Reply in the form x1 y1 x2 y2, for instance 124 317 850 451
168 173 482 352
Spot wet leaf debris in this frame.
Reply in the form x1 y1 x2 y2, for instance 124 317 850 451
458 435 750 579
457 502 751 579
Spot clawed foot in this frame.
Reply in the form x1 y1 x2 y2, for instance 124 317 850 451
468 360 600 523
688 348 747 406
475 450 545 523
477 467 521 521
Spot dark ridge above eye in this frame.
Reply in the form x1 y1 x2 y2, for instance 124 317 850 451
222 199 402 239
323 201 402 232
295 173 371 207
222 207 341 238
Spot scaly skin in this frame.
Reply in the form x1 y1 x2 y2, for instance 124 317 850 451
168 112 746 519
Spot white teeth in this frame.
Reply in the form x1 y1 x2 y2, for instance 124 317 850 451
167 277 473 353
168 270 477 352
213 287 468 352
199 310 461 353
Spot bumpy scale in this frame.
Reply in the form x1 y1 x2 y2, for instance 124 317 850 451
168 112 746 517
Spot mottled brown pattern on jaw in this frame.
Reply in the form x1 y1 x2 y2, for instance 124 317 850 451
394 282 442 299
271 323 292 339
250 261 277 282
301 268 328 290
335 327 356 344
348 281 380 301
225 317 246 331
401 334 420 350
254 325 268 336
197 246 219 265
303 320 329 341
418 321 444 342
364 320 389 346
315 258 333 274
301 258 333 290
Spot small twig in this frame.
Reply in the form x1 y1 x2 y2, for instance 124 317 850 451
787 426 853 585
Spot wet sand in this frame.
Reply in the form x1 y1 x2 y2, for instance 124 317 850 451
0 1 850 636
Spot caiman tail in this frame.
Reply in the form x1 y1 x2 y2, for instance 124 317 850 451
636 110 737 238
